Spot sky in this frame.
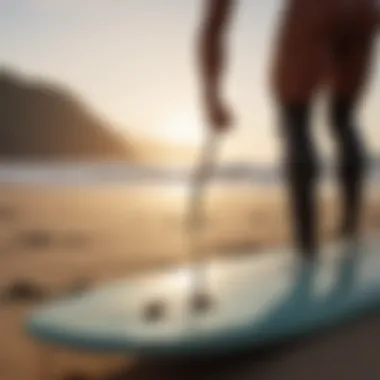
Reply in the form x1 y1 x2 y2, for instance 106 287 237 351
0 0 379 163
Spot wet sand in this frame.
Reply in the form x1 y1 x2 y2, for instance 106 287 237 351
0 184 379 380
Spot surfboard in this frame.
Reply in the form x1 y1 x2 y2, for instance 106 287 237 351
26 235 380 357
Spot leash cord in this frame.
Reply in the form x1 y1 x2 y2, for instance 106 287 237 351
187 130 220 296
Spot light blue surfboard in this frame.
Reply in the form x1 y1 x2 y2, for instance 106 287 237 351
26 236 380 356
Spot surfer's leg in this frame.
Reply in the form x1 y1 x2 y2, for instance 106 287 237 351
270 10 328 259
328 95 367 239
328 21 376 239
280 103 320 259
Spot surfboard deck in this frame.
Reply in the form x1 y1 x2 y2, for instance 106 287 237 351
26 236 380 357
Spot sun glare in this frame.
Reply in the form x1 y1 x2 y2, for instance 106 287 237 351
161 113 203 146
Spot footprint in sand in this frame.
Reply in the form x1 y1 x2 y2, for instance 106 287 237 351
16 230 53 250
1 280 49 304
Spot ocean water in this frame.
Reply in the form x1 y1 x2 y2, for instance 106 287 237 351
0 162 379 188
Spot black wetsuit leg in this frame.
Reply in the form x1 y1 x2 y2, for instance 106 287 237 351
329 95 367 240
280 102 320 260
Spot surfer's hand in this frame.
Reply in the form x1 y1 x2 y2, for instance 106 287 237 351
204 95 233 133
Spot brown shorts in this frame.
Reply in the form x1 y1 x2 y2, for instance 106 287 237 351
271 0 379 102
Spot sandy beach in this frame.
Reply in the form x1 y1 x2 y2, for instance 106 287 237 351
0 183 379 380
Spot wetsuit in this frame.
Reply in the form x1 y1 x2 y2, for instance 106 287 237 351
200 0 379 259
271 0 378 258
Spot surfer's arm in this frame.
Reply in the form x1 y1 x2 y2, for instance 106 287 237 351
198 0 236 131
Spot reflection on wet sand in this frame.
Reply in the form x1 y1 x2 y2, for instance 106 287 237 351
0 185 379 380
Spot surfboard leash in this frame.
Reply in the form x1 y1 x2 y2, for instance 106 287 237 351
187 130 220 312
143 131 220 322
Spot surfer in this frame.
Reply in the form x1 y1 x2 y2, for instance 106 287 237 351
199 0 378 260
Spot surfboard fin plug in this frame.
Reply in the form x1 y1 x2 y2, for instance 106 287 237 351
143 300 166 323
190 292 214 314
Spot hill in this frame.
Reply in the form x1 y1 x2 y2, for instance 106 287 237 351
0 69 134 161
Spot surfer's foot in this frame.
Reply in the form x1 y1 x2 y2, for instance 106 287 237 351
338 221 363 252
342 225 361 243
299 255 317 271
341 236 361 255
190 292 214 314
328 220 361 245
299 245 318 265
302 250 317 262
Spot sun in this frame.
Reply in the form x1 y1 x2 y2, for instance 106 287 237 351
160 112 203 146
